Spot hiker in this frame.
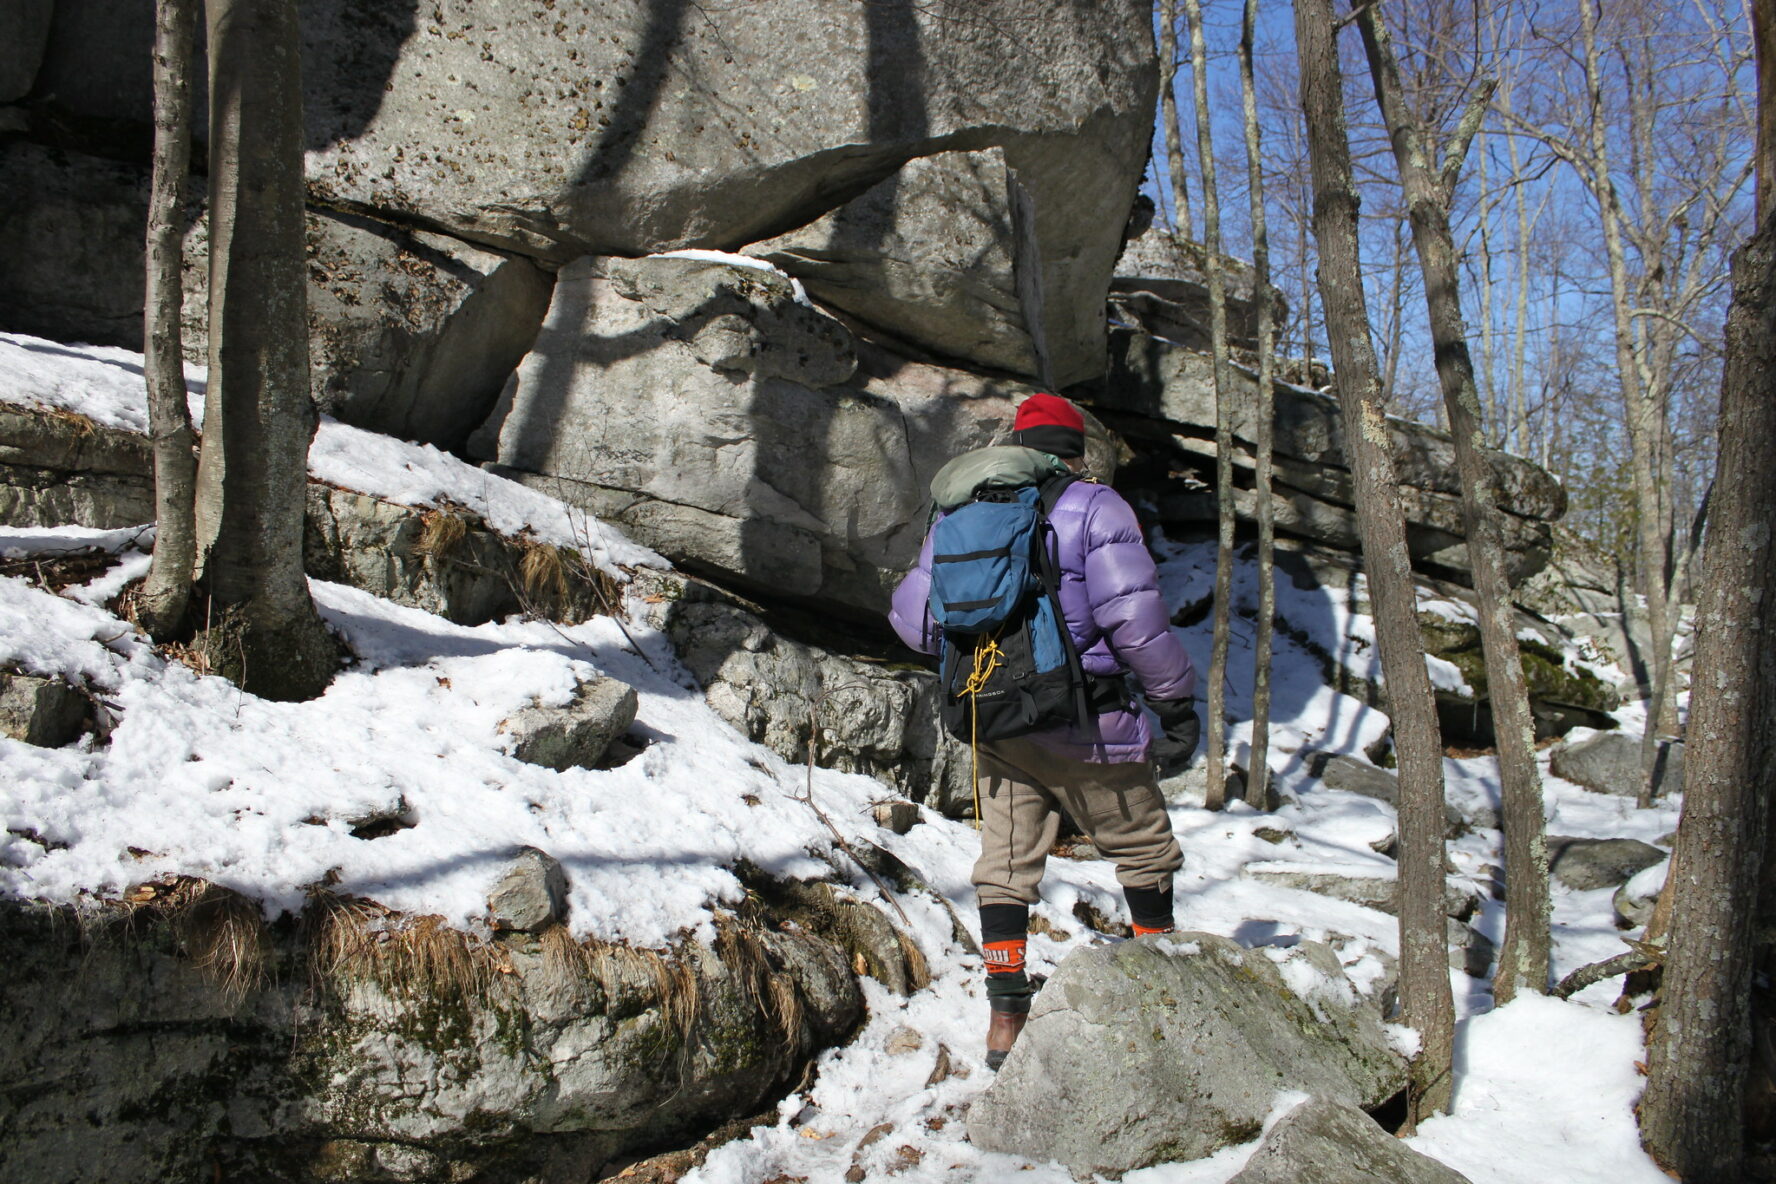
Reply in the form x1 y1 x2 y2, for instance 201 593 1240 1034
887 393 1200 1070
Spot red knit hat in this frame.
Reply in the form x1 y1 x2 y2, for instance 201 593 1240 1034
1011 393 1086 458
1013 393 1086 434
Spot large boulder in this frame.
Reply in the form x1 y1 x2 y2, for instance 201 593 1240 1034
1227 1096 1473 1184
966 934 1407 1178
33 0 1157 388
1088 328 1566 582
746 148 1038 378
1110 228 1276 353
473 254 1032 615
0 140 551 449
181 209 554 451
0 883 885 1182
1550 731 1684 798
0 142 166 350
0 403 155 530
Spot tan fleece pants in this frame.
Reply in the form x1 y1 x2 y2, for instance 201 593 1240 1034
970 735 1183 908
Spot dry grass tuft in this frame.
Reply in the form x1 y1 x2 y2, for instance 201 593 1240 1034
718 917 803 1046
519 541 571 606
416 509 471 560
895 929 932 993
303 890 494 1002
118 876 271 1004
40 404 99 437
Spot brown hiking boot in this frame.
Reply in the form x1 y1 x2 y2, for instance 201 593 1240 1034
985 1008 1028 1072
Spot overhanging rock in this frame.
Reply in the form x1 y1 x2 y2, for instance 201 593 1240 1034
473 254 1039 616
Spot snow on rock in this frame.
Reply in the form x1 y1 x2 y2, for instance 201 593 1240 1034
0 330 1693 1184
1 573 863 945
650 248 815 305
0 332 663 574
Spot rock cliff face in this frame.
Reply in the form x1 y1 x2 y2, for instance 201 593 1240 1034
5 0 1157 412
0 6 1608 1176
471 253 1025 614
0 874 924 1184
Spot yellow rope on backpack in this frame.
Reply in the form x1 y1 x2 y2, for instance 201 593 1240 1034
963 635 1005 831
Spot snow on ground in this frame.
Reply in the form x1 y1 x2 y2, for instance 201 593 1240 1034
0 332 660 571
0 338 1681 1183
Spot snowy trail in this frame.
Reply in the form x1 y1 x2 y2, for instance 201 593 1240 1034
0 336 1682 1183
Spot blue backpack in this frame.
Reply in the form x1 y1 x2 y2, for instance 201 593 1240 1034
929 476 1105 742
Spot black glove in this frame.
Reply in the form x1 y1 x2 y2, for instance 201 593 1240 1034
1148 697 1201 774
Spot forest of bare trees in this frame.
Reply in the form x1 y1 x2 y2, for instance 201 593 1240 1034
1150 0 1754 599
1152 0 1766 1162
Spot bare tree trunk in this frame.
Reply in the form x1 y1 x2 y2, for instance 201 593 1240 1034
1293 0 1454 1125
1157 0 1196 244
138 0 199 641
1355 3 1551 1005
1639 205 1776 1184
1473 125 1499 443
1182 0 1235 812
1571 0 1674 809
1507 116 1535 461
1379 222 1408 411
1239 0 1275 811
1760 0 1774 218
194 0 336 701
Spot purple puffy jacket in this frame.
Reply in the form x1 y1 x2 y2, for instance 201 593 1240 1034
888 478 1195 764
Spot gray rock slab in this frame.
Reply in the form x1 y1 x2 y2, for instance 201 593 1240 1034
1110 228 1272 351
34 0 1155 388
475 254 1029 614
1164 430 1556 582
1550 731 1684 798
186 209 553 451
1242 867 1480 922
0 141 163 350
487 847 570 932
1099 328 1566 522
1547 836 1666 892
0 886 867 1179
749 148 1038 378
966 933 1407 1178
0 670 90 747
1227 1096 1473 1184
502 676 638 772
1308 754 1466 836
0 403 155 529
0 145 549 451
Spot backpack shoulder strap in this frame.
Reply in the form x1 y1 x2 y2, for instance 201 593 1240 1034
1029 474 1093 722
1036 473 1077 517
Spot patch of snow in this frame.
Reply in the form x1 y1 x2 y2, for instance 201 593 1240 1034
0 332 663 576
651 248 815 306
1385 1022 1423 1059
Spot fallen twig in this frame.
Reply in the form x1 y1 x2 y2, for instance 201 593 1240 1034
1553 941 1662 1000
